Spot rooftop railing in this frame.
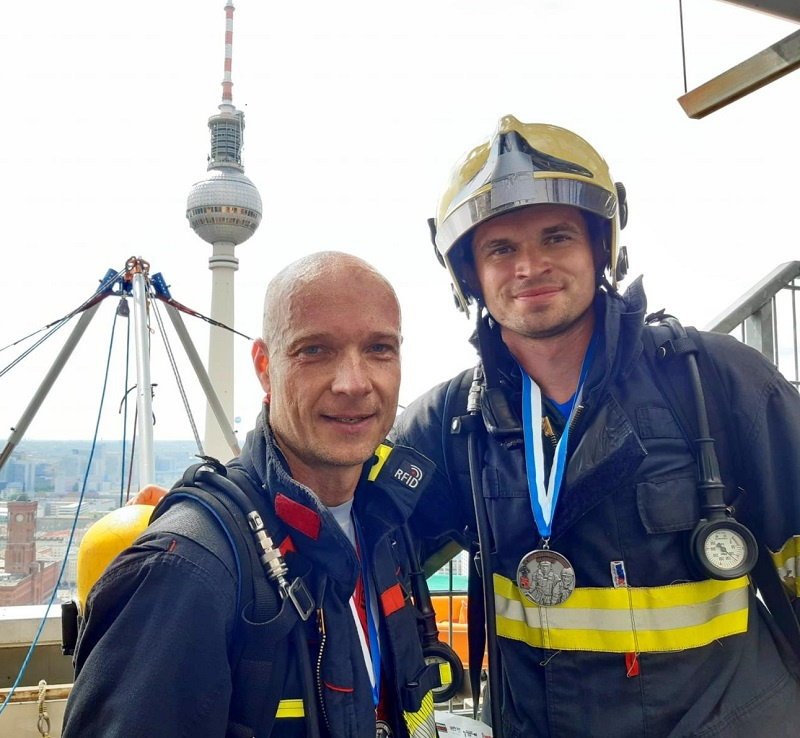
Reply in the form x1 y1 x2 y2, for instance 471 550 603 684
705 260 800 387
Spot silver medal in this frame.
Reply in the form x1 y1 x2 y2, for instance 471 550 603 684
375 719 393 737
517 549 575 606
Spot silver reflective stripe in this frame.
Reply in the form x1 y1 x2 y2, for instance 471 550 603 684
494 573 750 653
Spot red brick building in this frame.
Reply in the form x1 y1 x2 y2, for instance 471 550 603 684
0 500 59 606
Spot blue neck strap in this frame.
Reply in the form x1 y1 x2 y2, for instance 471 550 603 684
519 334 597 539
354 516 381 708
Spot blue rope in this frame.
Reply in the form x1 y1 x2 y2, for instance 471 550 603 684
0 310 120 716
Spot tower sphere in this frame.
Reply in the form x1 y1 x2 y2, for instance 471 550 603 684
186 166 262 246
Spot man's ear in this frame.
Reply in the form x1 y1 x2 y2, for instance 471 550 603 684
251 339 271 394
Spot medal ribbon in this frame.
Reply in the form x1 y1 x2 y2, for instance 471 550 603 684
352 516 381 708
519 335 597 538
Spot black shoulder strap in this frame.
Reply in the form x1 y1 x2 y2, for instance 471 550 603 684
443 368 491 716
642 320 800 663
641 324 703 450
441 368 475 492
151 462 297 738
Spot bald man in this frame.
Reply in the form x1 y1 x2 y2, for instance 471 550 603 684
63 252 440 738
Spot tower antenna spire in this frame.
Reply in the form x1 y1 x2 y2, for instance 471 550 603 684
221 1 235 111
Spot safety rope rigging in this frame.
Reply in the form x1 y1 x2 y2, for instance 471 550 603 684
0 322 69 376
151 297 204 455
0 268 127 378
0 308 120 719
159 294 253 341
0 256 252 721
36 680 51 737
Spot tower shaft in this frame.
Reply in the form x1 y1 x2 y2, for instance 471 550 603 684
205 242 238 461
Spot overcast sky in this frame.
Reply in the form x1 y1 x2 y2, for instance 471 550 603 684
1 0 798 445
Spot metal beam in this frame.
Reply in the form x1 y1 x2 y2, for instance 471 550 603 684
161 300 241 458
0 304 104 473
717 1 800 24
678 28 800 118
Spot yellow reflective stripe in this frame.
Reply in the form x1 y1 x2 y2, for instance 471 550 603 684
368 443 393 481
438 661 452 686
769 535 800 597
495 572 749 610
494 573 749 653
275 699 304 719
403 691 437 738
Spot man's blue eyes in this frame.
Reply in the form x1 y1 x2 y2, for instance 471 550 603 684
298 345 395 355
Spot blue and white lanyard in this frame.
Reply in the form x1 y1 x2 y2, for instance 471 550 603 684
519 335 597 539
352 517 381 708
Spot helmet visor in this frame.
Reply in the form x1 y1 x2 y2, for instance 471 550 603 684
437 174 617 258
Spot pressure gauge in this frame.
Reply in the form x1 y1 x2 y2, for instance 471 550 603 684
690 518 758 580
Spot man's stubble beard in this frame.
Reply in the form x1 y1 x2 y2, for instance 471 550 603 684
500 300 595 343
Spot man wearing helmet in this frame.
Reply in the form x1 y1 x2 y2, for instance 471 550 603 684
393 115 800 736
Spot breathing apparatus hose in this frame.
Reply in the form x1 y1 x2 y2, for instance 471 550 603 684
400 525 439 644
196 464 321 738
400 525 464 703
667 317 727 518
648 319 758 588
466 365 504 738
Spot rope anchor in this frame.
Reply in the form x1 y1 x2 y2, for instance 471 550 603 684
37 680 51 737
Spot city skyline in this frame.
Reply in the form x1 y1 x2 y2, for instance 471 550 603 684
0 438 201 495
0 439 204 607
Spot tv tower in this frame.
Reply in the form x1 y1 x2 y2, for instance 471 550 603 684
186 2 262 461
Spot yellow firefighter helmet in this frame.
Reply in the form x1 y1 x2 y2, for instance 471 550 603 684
433 114 628 314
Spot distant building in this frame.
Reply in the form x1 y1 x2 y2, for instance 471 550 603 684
0 500 59 606
450 550 470 576
0 439 198 605
38 530 78 585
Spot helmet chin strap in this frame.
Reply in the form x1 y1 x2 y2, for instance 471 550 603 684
598 272 619 296
615 182 628 229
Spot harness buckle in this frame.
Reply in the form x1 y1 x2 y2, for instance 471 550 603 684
284 577 315 621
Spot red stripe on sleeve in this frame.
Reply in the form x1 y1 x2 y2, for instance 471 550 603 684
380 583 405 617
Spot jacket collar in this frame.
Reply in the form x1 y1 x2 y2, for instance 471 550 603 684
583 277 646 408
233 408 421 592
478 279 648 407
